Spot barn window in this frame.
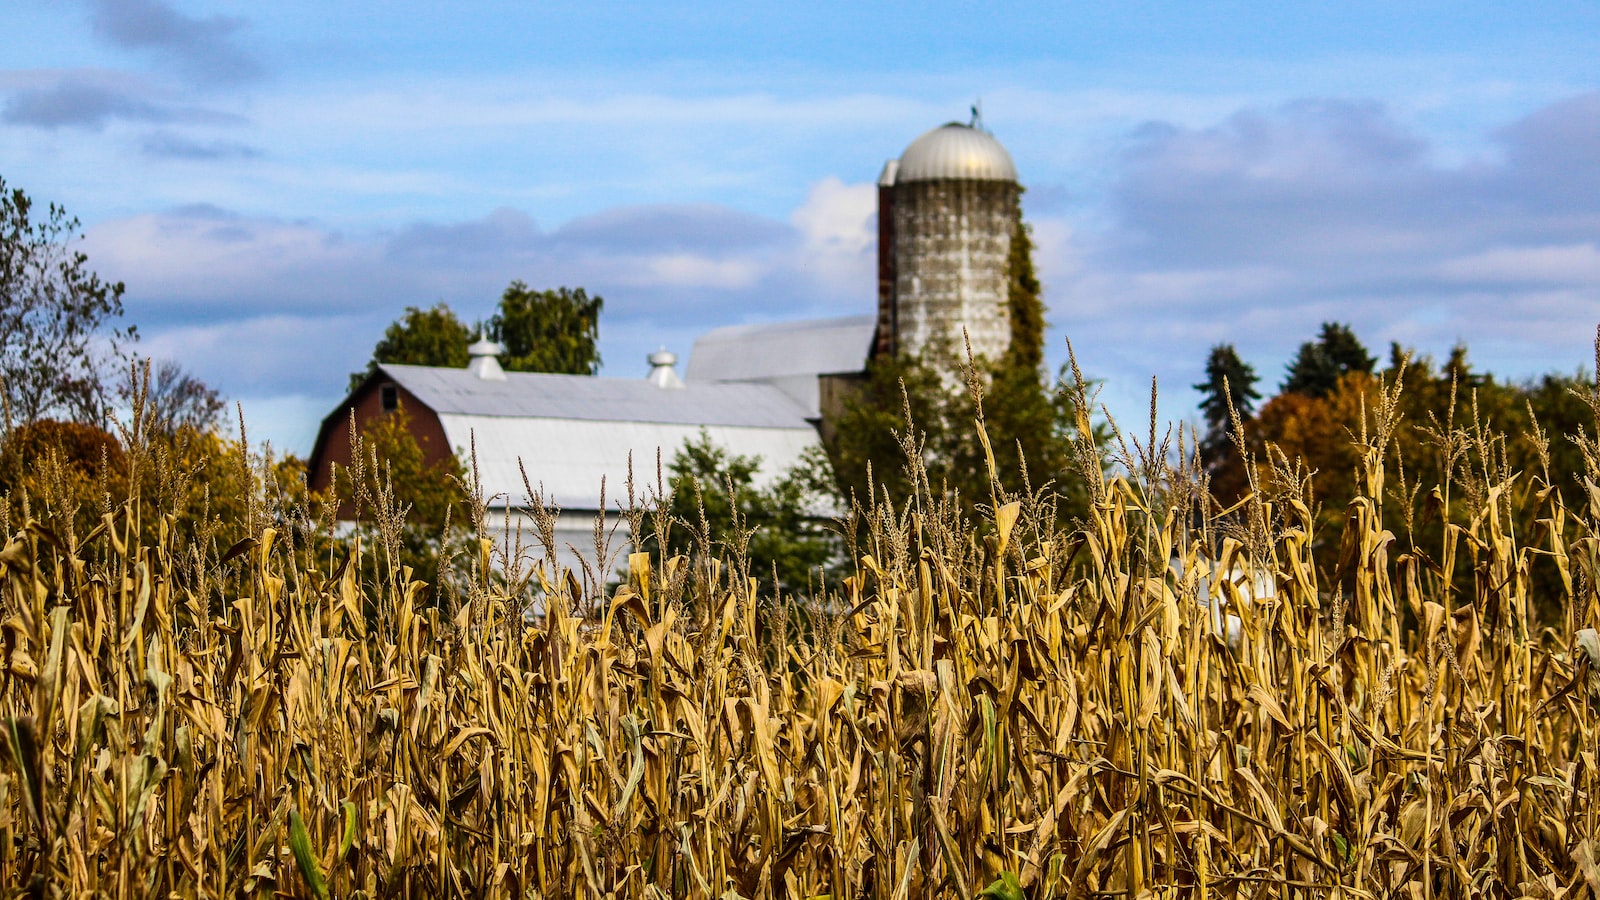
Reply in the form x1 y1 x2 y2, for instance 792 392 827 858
380 384 398 412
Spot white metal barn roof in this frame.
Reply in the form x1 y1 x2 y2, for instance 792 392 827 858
378 363 813 428
378 364 821 512
684 315 875 417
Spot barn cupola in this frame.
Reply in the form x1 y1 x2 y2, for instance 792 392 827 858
647 347 684 389
467 334 507 381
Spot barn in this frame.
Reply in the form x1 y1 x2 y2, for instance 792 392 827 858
306 330 866 575
307 117 1020 576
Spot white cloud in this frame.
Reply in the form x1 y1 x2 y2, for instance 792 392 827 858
789 176 876 294
636 254 764 290
82 176 887 451
1435 244 1600 285
1037 91 1600 429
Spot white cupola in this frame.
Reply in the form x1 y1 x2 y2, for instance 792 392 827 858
467 334 507 381
646 347 684 389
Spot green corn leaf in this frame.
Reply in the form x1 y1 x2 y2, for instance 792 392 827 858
3 717 43 834
289 808 330 900
977 871 1024 900
338 800 357 859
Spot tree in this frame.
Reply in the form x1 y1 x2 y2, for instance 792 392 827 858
350 303 472 390
660 432 837 594
1194 344 1261 501
1196 344 1261 431
493 283 603 375
1283 322 1375 398
140 359 226 436
0 176 133 427
820 207 1093 520
1003 215 1045 373
982 213 1071 502
824 348 965 508
0 419 127 532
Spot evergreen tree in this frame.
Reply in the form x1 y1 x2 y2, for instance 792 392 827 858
1195 344 1261 434
1283 322 1375 398
1194 344 1260 503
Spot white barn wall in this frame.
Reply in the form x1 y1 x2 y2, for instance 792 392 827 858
437 414 820 512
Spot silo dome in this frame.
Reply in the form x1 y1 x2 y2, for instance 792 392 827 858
895 122 1018 183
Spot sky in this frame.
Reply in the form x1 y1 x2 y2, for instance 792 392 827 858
5 1 1600 454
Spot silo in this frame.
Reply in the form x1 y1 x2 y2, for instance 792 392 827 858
874 120 1020 363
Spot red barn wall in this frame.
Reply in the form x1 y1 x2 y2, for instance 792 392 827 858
308 378 453 513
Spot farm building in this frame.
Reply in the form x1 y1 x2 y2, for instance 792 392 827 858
308 327 869 575
307 117 1021 574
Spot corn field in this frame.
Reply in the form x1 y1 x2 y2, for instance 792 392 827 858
1 363 1599 898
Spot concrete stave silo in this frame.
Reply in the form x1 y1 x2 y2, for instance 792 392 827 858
874 120 1021 364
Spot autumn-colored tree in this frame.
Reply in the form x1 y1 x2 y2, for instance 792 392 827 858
0 419 127 533
1252 372 1373 511
1242 336 1599 624
0 405 303 575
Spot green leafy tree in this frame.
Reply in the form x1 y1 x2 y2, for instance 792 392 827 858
981 213 1071 504
1282 321 1376 398
354 285 602 389
493 283 603 375
824 348 965 508
823 208 1090 519
0 175 133 426
662 432 837 594
350 303 473 390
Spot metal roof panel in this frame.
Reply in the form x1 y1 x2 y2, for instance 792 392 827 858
376 364 813 428
685 315 873 383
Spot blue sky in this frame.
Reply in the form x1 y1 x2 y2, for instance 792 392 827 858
5 1 1600 453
